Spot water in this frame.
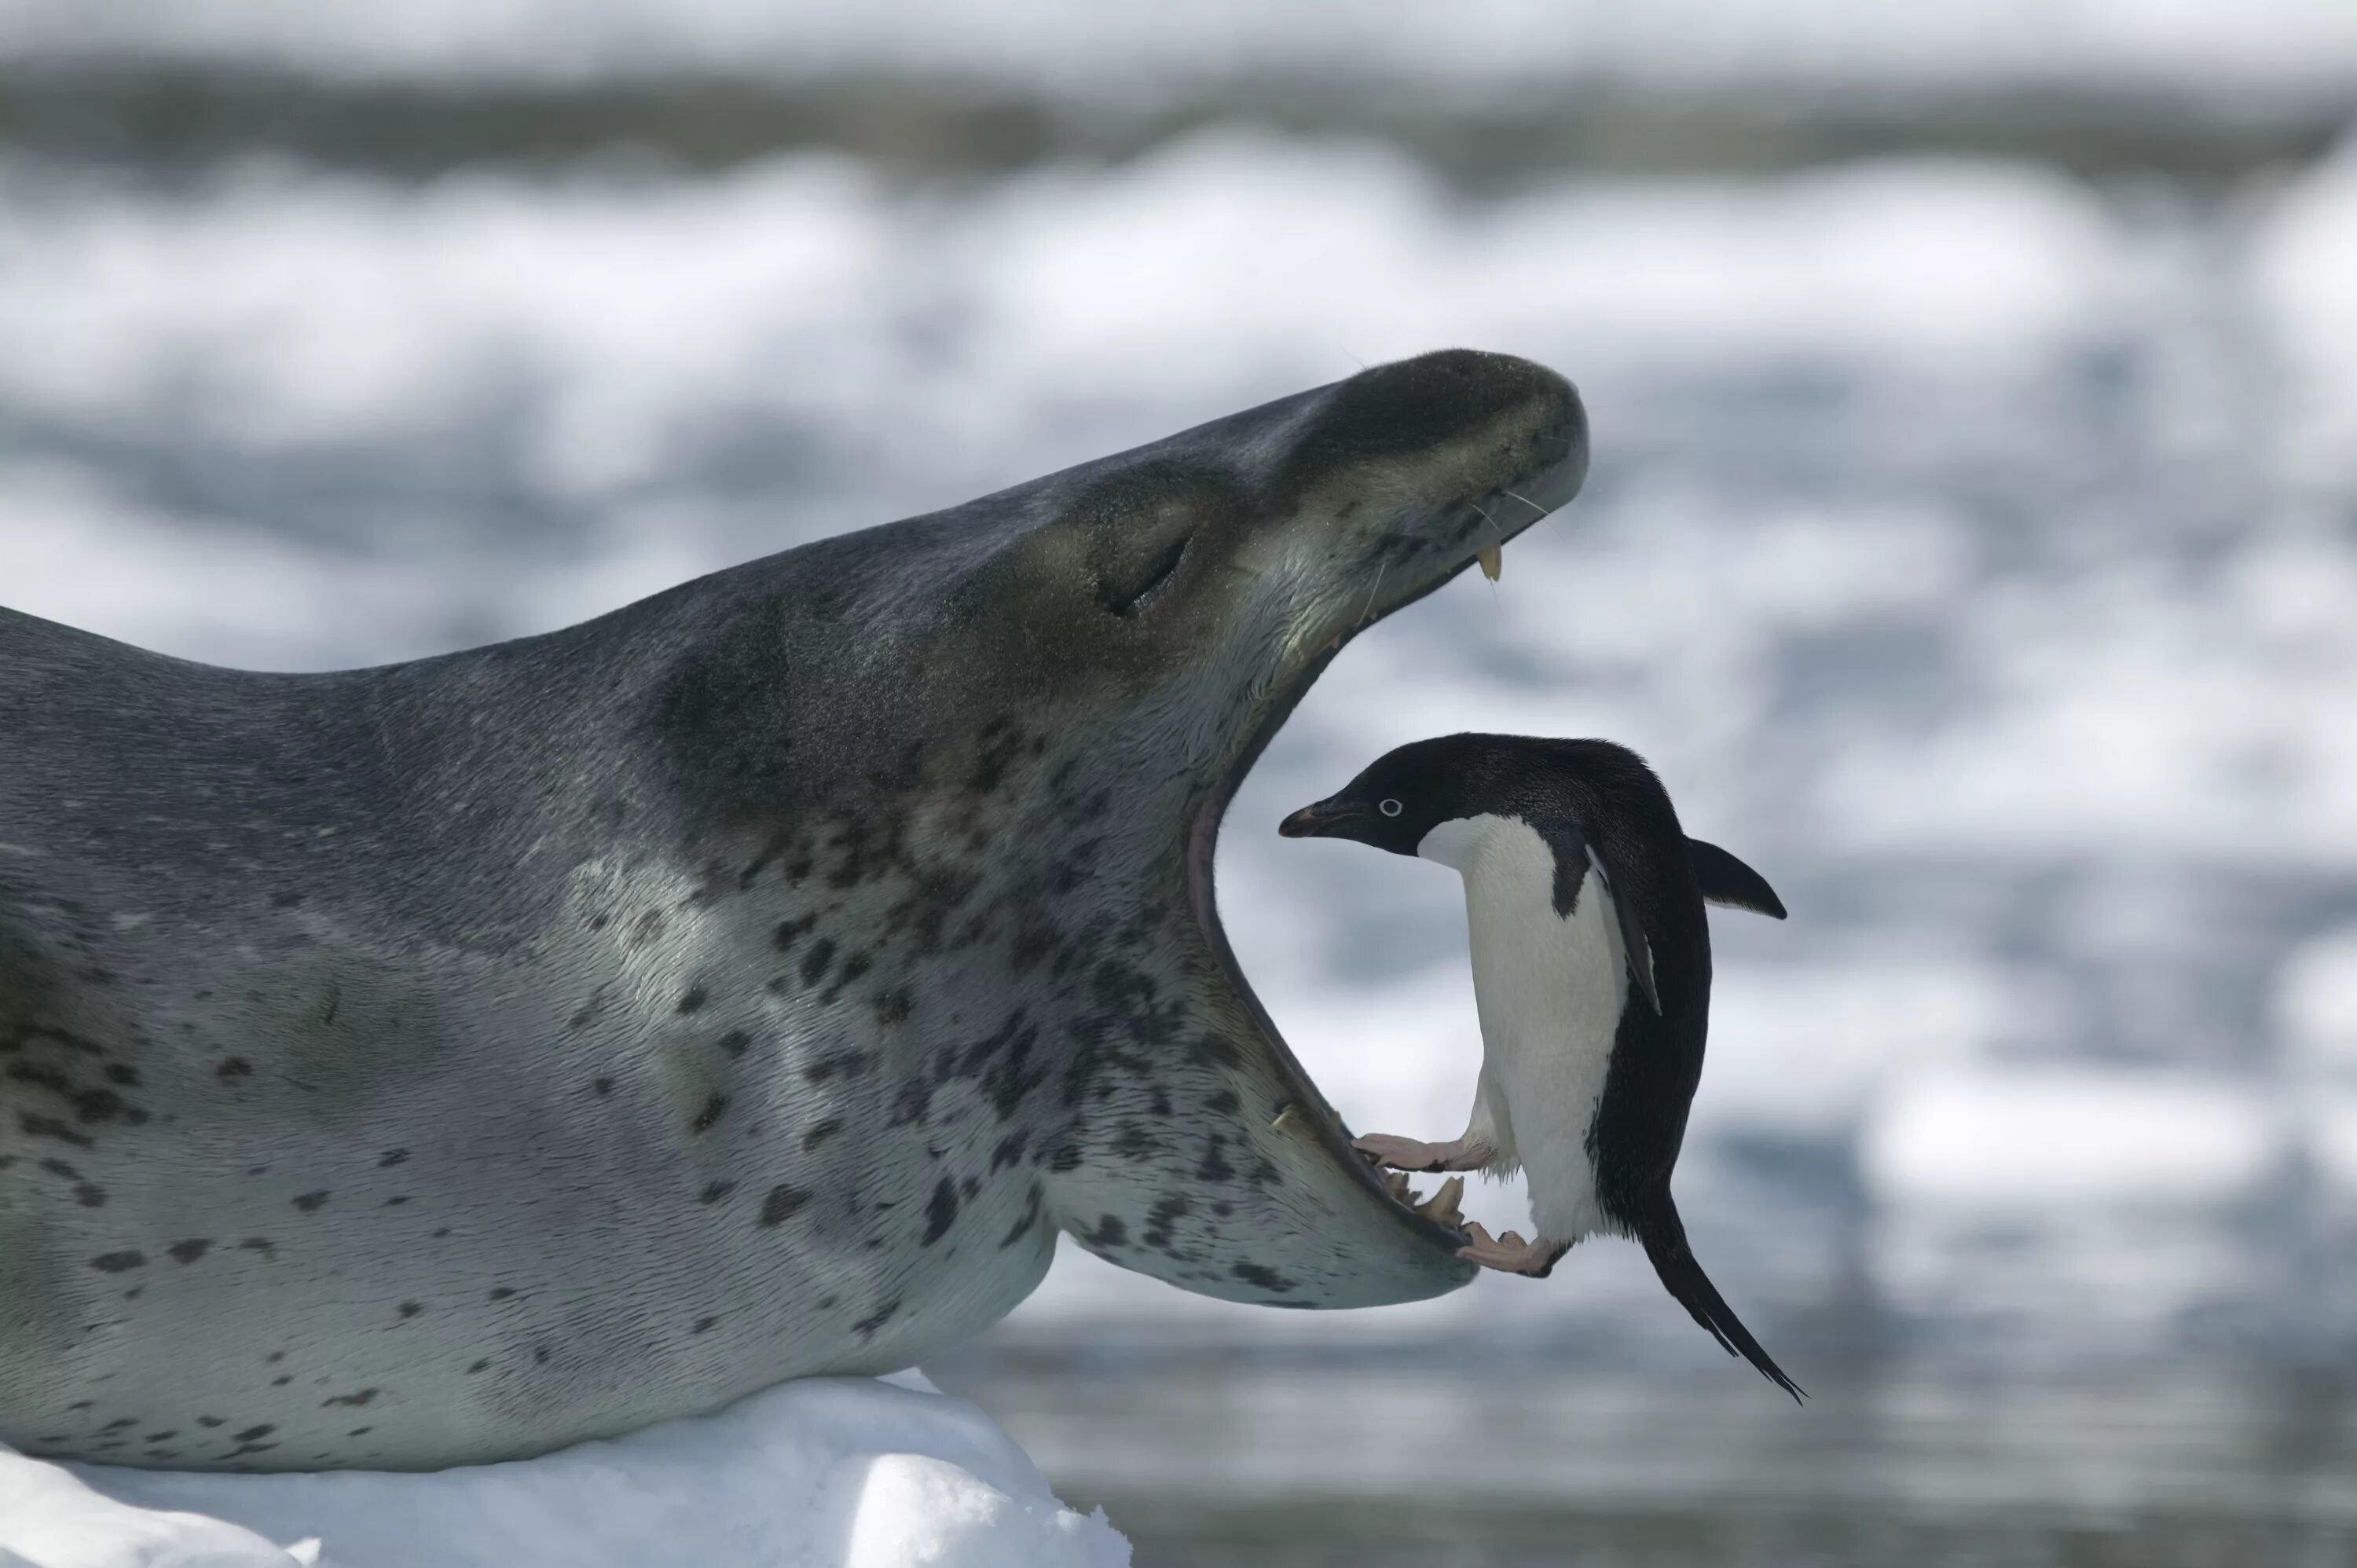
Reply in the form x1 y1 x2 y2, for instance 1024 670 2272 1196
933 1365 2357 1566
4 18 2355 1555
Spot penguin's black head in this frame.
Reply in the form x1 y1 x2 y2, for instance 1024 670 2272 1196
1277 734 1503 856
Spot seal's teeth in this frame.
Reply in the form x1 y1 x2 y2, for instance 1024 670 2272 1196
1384 1170 1412 1201
1478 543 1503 581
1415 1175 1466 1228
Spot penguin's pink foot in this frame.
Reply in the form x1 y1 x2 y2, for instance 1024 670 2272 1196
1351 1134 1493 1173
1457 1221 1567 1278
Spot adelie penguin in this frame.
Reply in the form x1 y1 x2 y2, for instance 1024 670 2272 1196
1281 734 1803 1401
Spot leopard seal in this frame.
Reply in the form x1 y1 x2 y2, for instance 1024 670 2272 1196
0 348 1589 1471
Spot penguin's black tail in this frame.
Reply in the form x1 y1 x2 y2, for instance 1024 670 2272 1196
1638 1205 1805 1404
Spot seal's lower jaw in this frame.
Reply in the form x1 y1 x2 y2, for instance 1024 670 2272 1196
1178 441 1589 1285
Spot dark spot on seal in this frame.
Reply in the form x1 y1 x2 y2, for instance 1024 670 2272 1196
145 1430 178 1443
378 1149 409 1167
234 1424 274 1442
759 1185 807 1225
196 1416 225 1429
1088 1215 1127 1249
693 1315 719 1335
323 1389 378 1408
1198 1135 1235 1184
383 1195 409 1207
38 1157 77 1178
874 989 911 1026
215 1057 253 1082
467 1359 491 1375
772 914 816 951
1232 1262 1296 1294
292 1191 329 1211
432 1227 451 1238
852 1299 902 1339
800 1117 841 1150
75 1183 107 1207
990 1131 1028 1171
699 1181 735 1204
489 1287 515 1300
718 1029 751 1058
802 1051 870 1084
272 890 306 908
103 1064 138 1086
18 1112 93 1148
89 1251 144 1273
238 1238 275 1259
690 1094 729 1134
398 1301 423 1318
998 1189 1043 1248
348 1427 373 1438
533 1347 551 1365
676 986 708 1015
273 1376 292 1387
820 950 872 1003
101 1417 136 1433
167 1239 211 1265
800 938 838 987
889 1075 937 1130
922 1178 958 1245
1143 1194 1191 1253
1206 1090 1240 1116
592 1077 614 1095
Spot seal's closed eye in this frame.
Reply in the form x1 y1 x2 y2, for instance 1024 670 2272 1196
1102 533 1190 617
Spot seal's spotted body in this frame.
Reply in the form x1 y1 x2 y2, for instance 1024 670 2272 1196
1 350 1588 1470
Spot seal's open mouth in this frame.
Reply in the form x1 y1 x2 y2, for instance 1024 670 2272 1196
1180 437 1589 1254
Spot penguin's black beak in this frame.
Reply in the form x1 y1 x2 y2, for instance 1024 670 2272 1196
1279 797 1359 838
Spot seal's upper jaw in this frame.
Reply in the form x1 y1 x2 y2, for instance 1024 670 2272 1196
1180 350 1589 1298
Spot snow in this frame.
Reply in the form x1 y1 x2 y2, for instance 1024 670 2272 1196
2253 130 2357 496
2279 925 2357 1077
0 1373 1128 1568
0 0 2352 99
1860 1066 2280 1211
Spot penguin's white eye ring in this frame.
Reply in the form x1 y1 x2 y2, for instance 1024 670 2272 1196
1379 798 1403 818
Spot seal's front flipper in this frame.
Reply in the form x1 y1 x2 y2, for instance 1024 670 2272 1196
1688 839 1787 920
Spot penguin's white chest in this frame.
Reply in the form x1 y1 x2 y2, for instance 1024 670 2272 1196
1419 813 1628 1244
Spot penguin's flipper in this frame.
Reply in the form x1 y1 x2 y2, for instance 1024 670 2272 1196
1638 1206 1805 1404
1583 841 1661 1016
1687 838 1787 920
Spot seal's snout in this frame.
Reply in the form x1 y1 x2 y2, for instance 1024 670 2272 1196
1317 348 1582 471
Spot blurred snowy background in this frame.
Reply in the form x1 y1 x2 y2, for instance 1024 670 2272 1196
4 2 2356 1562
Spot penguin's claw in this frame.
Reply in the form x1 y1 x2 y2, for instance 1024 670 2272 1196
1456 1226 1565 1278
1352 1134 1491 1174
